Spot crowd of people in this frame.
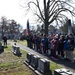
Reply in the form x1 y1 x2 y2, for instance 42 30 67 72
26 33 75 63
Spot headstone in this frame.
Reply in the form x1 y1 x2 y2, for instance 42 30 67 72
54 68 75 75
30 55 40 69
12 45 20 55
2 46 4 52
0 42 2 48
12 45 16 53
0 42 4 53
26 53 33 64
14 46 20 55
37 58 50 74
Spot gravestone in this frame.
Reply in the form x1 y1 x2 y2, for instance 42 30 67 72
14 46 20 55
26 53 33 64
12 45 16 53
54 68 75 75
12 45 20 55
0 42 4 53
30 55 40 69
37 58 51 75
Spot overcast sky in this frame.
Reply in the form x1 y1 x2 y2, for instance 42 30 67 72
0 0 32 29
0 0 75 29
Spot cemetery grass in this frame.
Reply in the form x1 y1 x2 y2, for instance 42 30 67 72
0 45 36 75
11 40 27 46
16 40 27 46
15 40 63 74
0 44 63 75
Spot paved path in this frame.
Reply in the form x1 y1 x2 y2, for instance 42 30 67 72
7 40 75 73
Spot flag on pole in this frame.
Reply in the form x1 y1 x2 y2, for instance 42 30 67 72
26 19 30 36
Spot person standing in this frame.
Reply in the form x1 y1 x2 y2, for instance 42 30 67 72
63 35 68 59
34 34 40 52
26 35 30 47
58 35 64 59
3 35 7 47
67 33 75 63
43 35 48 54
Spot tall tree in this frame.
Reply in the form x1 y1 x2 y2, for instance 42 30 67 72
22 0 75 35
1 16 7 37
9 20 21 35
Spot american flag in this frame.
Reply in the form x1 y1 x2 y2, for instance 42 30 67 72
26 20 30 36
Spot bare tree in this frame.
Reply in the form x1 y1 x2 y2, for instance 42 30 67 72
0 17 22 39
21 0 75 35
9 20 22 35
1 16 8 37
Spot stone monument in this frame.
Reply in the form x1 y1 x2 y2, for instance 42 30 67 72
37 58 52 75
54 68 75 75
30 55 40 69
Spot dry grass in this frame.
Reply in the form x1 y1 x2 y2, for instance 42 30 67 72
0 45 36 75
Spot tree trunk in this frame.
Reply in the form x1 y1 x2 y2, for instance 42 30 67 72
44 0 48 36
45 22 48 35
